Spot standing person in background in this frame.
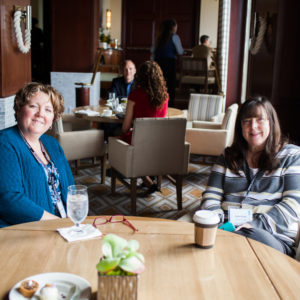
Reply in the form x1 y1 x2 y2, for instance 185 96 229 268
192 35 212 68
110 60 136 99
153 19 183 107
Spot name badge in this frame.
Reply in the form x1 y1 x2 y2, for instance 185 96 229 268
228 207 252 226
57 199 67 218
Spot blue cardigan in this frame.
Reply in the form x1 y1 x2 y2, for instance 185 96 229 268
0 125 74 227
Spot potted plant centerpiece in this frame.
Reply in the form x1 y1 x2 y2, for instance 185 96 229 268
99 28 111 49
96 234 145 300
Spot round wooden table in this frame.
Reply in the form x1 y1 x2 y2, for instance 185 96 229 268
73 105 185 124
1 217 300 299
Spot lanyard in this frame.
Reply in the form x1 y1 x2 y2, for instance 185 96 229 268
241 161 263 208
19 129 66 218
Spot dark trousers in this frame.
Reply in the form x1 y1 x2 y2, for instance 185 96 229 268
234 227 295 257
155 58 176 107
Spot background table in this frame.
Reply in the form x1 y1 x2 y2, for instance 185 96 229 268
74 105 185 124
1 217 300 299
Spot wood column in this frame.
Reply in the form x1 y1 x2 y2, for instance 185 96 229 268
0 0 31 98
50 0 100 72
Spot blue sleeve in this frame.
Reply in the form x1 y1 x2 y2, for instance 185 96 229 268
172 34 184 55
0 142 44 226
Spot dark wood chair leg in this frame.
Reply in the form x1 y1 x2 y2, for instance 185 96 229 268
100 155 106 184
176 175 183 210
157 175 162 190
111 167 116 194
130 178 137 216
75 159 80 175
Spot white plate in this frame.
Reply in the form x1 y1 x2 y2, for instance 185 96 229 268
9 272 91 300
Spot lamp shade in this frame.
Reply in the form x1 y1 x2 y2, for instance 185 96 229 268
106 9 111 29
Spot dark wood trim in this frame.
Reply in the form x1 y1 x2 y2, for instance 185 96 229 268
0 0 31 97
50 0 100 72
226 0 247 107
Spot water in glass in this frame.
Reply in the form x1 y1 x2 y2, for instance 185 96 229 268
67 185 89 236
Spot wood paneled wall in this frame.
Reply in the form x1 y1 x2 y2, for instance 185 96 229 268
49 0 100 72
122 0 200 68
0 0 31 98
246 0 300 144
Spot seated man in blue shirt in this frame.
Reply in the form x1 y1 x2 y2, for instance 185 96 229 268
103 60 136 141
110 60 136 99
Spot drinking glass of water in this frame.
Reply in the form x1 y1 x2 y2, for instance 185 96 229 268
108 92 116 100
67 185 89 236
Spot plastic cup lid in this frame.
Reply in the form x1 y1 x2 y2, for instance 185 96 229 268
193 210 220 225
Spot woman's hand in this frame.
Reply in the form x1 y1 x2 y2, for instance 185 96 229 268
235 223 252 231
41 210 59 220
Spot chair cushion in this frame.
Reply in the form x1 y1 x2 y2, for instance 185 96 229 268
188 94 223 121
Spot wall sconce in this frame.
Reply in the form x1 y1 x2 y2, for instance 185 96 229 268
106 9 111 30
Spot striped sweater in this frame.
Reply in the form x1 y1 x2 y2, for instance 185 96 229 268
201 144 300 246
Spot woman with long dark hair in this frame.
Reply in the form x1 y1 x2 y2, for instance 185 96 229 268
201 96 300 257
153 19 183 107
121 60 169 193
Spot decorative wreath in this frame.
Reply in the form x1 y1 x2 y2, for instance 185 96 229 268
13 10 31 54
249 15 267 55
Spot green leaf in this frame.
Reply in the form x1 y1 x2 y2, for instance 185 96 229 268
102 234 127 257
102 242 113 258
119 256 145 274
127 240 139 252
134 252 145 263
97 257 120 273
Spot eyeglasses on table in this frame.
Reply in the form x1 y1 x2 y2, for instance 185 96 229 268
92 215 138 232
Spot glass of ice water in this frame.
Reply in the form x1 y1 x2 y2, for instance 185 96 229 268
67 185 89 236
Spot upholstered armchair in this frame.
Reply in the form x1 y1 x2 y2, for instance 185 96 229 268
50 114 107 183
185 103 238 156
108 118 190 215
185 93 224 125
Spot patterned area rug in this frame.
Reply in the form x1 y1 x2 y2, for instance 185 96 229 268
73 155 213 220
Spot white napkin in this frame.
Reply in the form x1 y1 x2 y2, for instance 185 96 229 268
57 224 102 242
75 109 100 116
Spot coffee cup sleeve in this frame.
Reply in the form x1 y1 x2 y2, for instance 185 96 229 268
218 222 235 232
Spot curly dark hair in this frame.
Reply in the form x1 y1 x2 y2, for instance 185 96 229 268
14 82 64 121
225 96 287 173
133 61 168 107
155 19 177 50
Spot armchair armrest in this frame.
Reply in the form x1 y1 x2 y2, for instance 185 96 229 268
210 112 225 123
108 137 134 177
192 121 222 129
58 129 105 160
185 128 228 156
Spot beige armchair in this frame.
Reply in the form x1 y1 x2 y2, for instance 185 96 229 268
50 114 107 183
108 118 190 215
186 103 238 156
185 93 224 124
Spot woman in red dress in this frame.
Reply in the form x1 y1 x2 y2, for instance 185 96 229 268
121 60 169 193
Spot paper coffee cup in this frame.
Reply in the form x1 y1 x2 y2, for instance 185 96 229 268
193 210 220 249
